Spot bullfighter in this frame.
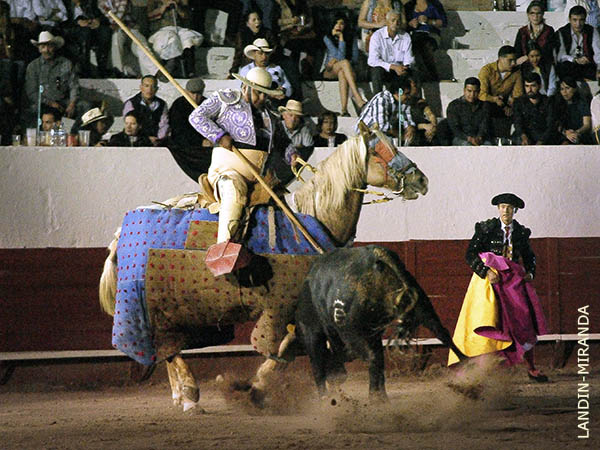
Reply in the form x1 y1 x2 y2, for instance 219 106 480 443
448 193 549 382
188 67 294 273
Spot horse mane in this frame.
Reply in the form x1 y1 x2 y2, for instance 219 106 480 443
294 135 367 215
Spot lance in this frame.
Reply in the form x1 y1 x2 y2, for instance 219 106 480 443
107 11 325 254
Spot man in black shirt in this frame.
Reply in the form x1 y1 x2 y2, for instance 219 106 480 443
446 77 492 146
512 72 556 145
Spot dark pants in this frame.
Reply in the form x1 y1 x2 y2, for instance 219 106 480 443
557 60 597 81
64 24 112 77
190 0 242 42
370 66 400 96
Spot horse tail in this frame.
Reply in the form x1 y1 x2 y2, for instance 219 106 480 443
99 227 120 316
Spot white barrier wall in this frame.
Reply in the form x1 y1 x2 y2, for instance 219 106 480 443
1 145 599 248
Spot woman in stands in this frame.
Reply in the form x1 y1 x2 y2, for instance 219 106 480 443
228 10 276 78
322 15 366 116
513 1 555 67
357 0 403 53
520 41 558 97
553 76 593 144
313 111 347 147
404 0 447 82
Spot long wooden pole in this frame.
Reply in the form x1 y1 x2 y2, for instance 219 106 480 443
107 11 324 254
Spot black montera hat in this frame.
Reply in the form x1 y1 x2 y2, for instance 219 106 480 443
491 193 525 209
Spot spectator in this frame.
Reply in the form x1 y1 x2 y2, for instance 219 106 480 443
0 1 21 132
229 10 276 78
63 0 111 77
189 0 241 46
32 0 67 32
367 10 414 95
167 77 213 181
512 72 556 145
4 0 38 63
554 76 592 144
446 77 492 146
313 110 347 147
591 67 600 143
23 31 89 127
277 99 314 182
108 111 152 146
406 75 438 145
322 15 366 117
241 0 275 31
514 1 555 67
98 0 156 78
479 45 523 138
40 106 61 130
79 106 113 146
147 0 203 79
357 0 403 53
122 74 169 146
355 75 416 145
520 41 558 97
404 0 447 82
240 38 290 102
556 5 600 81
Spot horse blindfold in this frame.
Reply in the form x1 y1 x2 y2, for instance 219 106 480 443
373 140 415 174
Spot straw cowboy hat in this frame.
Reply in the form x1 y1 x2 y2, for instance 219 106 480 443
243 38 273 59
232 67 281 96
31 31 64 49
81 107 110 127
277 99 304 116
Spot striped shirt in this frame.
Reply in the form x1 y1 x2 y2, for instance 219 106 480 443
355 90 414 134
239 62 293 98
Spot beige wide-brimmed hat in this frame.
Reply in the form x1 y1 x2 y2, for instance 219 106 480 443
31 31 64 49
243 38 273 59
277 99 304 116
232 67 280 96
81 107 110 127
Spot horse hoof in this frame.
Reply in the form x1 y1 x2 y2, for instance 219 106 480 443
182 401 198 412
172 395 182 406
249 387 265 408
183 385 200 403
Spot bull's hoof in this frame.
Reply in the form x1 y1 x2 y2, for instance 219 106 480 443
249 386 266 408
183 385 200 403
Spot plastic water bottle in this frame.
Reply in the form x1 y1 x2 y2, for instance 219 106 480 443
56 122 67 146
50 124 58 146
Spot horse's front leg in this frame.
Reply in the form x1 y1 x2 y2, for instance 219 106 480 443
171 354 200 411
367 337 388 403
166 360 182 406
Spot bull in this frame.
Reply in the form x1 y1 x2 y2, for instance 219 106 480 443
293 245 467 401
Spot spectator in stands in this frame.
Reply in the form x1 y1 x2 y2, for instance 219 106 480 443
4 0 38 63
0 1 20 130
355 75 416 145
63 0 111 77
405 75 438 145
147 0 203 79
32 0 67 32
229 10 275 78
514 1 555 67
479 45 522 138
167 77 213 181
404 0 446 82
122 74 169 146
274 0 316 79
520 41 557 97
241 0 275 31
40 106 61 131
98 0 156 78
357 0 403 54
591 67 600 143
278 99 314 168
446 77 492 146
190 0 241 46
554 76 592 144
23 31 89 127
322 15 366 117
240 38 290 103
108 111 152 146
313 111 347 148
556 5 600 81
368 10 414 95
512 72 556 145
79 106 114 145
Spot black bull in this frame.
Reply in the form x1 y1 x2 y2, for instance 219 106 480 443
293 245 467 400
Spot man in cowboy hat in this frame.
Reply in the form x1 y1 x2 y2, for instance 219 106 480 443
276 99 314 183
189 66 294 274
77 106 114 146
22 30 89 128
240 37 291 101
449 193 549 383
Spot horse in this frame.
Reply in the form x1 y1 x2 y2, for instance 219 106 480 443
293 245 467 402
99 123 429 411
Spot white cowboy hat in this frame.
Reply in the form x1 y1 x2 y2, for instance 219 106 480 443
243 38 273 59
81 107 110 127
31 31 64 49
232 67 281 96
277 99 304 116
